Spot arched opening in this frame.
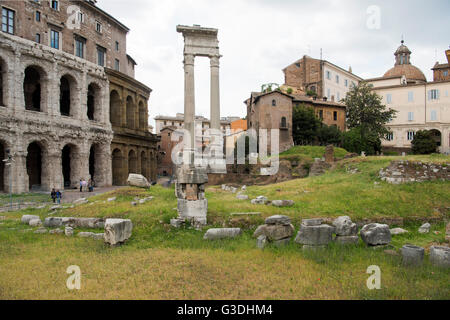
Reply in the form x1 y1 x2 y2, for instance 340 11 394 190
26 142 42 190
281 117 287 128
87 83 100 121
0 57 5 106
112 148 123 186
110 90 121 126
141 151 147 179
128 150 137 174
59 75 73 116
126 96 135 129
24 66 43 112
62 145 72 188
138 101 146 130
429 129 442 147
89 145 96 183
0 142 5 191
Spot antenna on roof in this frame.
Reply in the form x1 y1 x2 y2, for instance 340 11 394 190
320 48 323 61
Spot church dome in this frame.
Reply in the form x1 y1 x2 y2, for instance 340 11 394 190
383 41 426 82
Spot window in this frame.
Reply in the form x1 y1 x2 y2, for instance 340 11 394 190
326 71 331 80
2 7 14 34
344 79 348 87
115 41 119 51
407 131 415 141
333 111 338 121
428 89 440 100
50 29 59 49
36 11 41 22
337 92 340 101
386 132 393 141
408 91 414 102
281 117 287 128
97 46 106 66
96 21 102 33
272 99 276 107
114 59 120 71
51 0 59 11
444 70 449 77
336 75 339 84
319 110 323 120
77 12 84 23
327 89 331 99
386 94 392 104
431 110 437 121
75 38 85 58
35 33 40 43
408 112 414 121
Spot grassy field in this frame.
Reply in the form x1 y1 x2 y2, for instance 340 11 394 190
0 154 449 300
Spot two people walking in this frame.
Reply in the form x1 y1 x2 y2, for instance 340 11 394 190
50 188 62 204
79 178 95 192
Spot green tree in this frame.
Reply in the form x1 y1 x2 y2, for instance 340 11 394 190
411 130 437 154
342 81 397 155
342 127 381 155
317 124 342 146
292 105 321 145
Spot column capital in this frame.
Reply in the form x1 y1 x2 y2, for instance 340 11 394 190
184 54 195 66
210 55 221 67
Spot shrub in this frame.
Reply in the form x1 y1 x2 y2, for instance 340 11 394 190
411 130 438 154
342 127 381 155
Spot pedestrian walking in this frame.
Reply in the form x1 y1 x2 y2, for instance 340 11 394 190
56 190 62 204
79 179 83 192
51 188 56 203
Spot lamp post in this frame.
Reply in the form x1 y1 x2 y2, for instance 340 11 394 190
3 149 14 211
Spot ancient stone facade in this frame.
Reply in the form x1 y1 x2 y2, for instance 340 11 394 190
379 160 450 184
0 31 112 193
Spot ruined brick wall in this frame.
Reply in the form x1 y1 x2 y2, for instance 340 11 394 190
283 56 322 96
379 161 450 184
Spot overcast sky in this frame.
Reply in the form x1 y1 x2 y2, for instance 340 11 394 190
97 0 450 130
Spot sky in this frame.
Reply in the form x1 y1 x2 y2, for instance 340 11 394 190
96 0 450 130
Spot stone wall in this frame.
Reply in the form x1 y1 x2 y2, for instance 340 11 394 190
379 160 450 184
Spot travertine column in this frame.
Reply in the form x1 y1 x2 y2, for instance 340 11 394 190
210 55 221 130
184 54 195 153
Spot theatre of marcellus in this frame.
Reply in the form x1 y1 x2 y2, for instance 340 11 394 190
0 0 158 193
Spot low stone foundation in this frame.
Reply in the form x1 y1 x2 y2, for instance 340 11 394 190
379 161 450 184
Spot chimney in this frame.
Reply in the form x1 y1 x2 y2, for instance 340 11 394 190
446 48 450 64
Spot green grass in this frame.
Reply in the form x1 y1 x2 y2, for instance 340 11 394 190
0 154 449 300
278 145 348 162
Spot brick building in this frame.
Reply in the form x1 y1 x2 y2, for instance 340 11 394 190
432 49 450 82
0 0 157 193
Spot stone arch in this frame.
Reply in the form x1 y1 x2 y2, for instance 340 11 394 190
89 143 102 185
0 56 6 107
61 143 81 189
128 149 137 174
126 95 136 129
24 65 47 112
429 129 442 147
87 82 101 121
0 139 6 191
26 141 43 190
281 116 287 128
140 150 147 179
60 74 77 117
110 90 122 126
112 148 124 186
138 100 146 130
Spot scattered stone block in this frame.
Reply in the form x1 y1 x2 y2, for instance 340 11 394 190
49 228 64 234
73 198 87 205
34 228 48 234
401 245 424 267
139 199 146 204
78 232 94 238
22 215 40 224
236 194 249 200
107 197 116 202
131 202 137 206
429 246 450 268
203 228 242 240
335 235 359 245
257 235 267 249
265 215 291 226
360 223 391 246
241 185 247 191
65 227 74 237
302 218 323 227
333 216 357 236
43 217 63 228
254 224 294 241
271 200 294 207
92 233 105 240
29 218 42 227
170 218 185 228
251 196 268 205
104 219 133 246
390 228 409 235
418 223 431 234
273 238 291 247
446 223 450 242
127 174 151 188
295 223 334 246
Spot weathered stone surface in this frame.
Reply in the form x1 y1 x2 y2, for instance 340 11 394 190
360 223 391 246
92 233 105 240
273 238 291 247
44 217 63 228
254 224 295 241
446 223 450 242
170 218 185 228
302 218 323 227
34 228 48 234
295 224 334 245
22 215 40 224
50 205 63 210
107 197 117 202
77 232 103 239
418 223 431 234
390 228 409 235
131 202 137 206
380 161 450 184
271 200 294 207
429 246 450 268
257 235 267 249
104 219 133 245
251 196 268 205
265 215 291 226
324 145 334 164
203 228 242 240
49 228 64 234
44 217 104 229
400 245 424 267
127 174 151 188
177 199 207 226
29 218 42 227
332 216 357 236
73 198 87 204
335 235 359 245
236 194 249 200
65 227 74 237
